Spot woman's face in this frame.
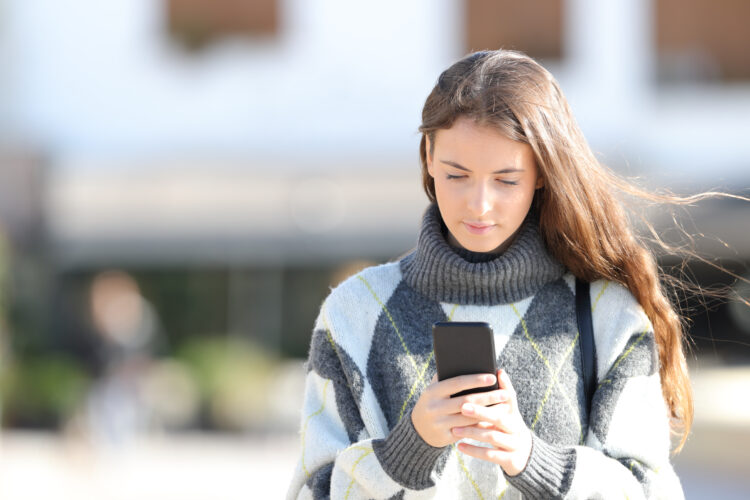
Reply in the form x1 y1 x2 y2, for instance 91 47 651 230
426 116 544 254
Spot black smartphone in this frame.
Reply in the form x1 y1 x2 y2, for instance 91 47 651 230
432 321 499 397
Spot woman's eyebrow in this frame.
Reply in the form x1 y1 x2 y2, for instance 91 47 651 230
440 159 523 174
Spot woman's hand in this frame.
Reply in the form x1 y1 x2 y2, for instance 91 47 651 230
452 369 533 477
411 373 506 448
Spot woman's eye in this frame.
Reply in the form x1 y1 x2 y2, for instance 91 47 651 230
445 174 518 185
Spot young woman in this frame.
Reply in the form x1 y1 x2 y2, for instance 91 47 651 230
287 49 691 499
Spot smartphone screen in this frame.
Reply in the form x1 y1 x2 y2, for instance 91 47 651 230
432 321 499 397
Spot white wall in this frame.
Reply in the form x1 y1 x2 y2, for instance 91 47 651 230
2 0 749 264
3 0 750 189
3 0 460 163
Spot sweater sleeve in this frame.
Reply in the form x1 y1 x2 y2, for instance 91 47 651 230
286 299 451 500
505 281 685 499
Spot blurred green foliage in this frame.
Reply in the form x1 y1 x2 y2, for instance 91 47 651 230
176 336 279 431
0 230 9 423
0 261 334 429
0 230 6 325
0 353 90 428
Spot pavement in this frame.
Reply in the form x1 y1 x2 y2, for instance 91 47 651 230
0 430 300 500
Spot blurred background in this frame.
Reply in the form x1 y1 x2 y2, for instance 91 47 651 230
0 0 749 498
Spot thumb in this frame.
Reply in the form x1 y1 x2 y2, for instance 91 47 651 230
497 369 517 408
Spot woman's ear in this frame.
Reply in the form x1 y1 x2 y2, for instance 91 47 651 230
534 164 545 189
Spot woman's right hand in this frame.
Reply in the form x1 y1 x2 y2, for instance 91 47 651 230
411 373 508 448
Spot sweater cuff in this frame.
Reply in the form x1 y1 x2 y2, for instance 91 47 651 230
372 411 450 490
505 433 577 499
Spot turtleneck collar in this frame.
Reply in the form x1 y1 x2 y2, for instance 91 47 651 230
399 202 565 305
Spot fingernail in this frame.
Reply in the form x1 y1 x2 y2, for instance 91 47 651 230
453 427 464 435
483 375 495 384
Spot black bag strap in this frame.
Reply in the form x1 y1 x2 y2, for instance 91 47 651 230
575 277 597 418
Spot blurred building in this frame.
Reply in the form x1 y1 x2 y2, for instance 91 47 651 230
0 0 748 362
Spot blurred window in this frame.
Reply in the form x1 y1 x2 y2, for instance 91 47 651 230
465 0 564 60
167 0 279 51
655 0 750 82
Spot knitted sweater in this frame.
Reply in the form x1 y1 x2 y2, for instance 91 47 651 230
287 202 684 499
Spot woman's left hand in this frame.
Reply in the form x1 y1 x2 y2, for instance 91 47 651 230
452 368 533 477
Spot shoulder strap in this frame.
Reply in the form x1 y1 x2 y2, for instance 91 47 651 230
575 277 596 417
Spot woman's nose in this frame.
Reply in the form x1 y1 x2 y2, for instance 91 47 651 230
467 181 493 216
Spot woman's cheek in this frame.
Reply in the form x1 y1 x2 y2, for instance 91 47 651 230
507 186 531 204
445 182 467 201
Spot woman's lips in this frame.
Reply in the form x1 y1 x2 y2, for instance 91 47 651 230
463 222 495 235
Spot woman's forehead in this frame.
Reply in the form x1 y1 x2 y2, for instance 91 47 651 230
433 119 534 168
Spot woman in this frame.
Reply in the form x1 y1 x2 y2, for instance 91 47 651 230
287 49 691 499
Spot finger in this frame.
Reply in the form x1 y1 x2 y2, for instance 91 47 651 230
472 421 496 430
464 389 511 408
441 413 483 429
452 424 516 451
431 373 438 384
452 420 496 432
435 373 496 398
439 389 511 415
460 402 513 433
456 441 512 465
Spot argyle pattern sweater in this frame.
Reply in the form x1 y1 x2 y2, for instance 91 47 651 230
287 202 684 499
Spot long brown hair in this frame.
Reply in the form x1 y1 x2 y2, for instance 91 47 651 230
418 49 747 453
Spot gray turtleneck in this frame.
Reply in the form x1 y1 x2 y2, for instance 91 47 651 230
287 202 685 499
400 202 565 305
